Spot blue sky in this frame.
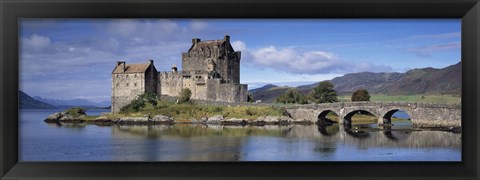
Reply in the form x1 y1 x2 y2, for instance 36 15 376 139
19 19 461 103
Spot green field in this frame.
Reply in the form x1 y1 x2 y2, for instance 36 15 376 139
338 94 460 104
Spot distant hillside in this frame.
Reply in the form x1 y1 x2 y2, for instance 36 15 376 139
384 62 461 95
19 91 56 109
250 62 461 102
33 96 110 108
250 86 291 103
249 84 278 94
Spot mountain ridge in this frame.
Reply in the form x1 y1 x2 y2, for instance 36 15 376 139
19 91 57 109
250 62 461 102
33 96 110 108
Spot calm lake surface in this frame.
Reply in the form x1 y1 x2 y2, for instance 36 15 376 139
19 109 461 161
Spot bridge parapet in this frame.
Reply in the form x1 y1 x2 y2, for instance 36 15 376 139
283 101 461 128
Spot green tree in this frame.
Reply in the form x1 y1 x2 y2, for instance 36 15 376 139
276 89 308 104
142 92 159 106
247 93 255 103
351 89 370 101
309 81 338 103
179 88 192 103
120 92 159 112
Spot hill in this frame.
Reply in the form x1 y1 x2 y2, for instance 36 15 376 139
250 86 292 103
19 91 57 109
250 62 461 102
33 96 110 108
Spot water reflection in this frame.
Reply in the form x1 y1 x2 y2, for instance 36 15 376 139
317 124 339 136
21 109 461 161
111 124 460 149
44 123 461 161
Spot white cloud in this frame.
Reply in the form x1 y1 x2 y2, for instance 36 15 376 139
105 19 183 44
231 40 246 51
22 34 51 50
19 19 216 101
404 32 460 41
235 40 392 74
190 20 208 31
407 42 460 57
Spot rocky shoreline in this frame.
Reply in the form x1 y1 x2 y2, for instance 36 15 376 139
43 112 461 133
44 112 314 126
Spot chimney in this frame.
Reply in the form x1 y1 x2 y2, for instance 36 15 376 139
148 59 154 65
192 38 201 44
116 61 125 72
224 35 230 42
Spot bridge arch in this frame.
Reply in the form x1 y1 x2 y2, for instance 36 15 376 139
343 110 378 128
283 102 461 128
381 109 413 126
317 110 339 125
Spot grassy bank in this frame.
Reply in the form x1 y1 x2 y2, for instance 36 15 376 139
338 94 460 104
101 100 285 121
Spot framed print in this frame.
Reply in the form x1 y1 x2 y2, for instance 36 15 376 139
1 0 479 179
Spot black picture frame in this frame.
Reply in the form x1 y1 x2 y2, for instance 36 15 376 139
1 0 479 179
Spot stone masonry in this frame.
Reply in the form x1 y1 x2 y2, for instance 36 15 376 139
111 35 248 113
111 60 158 113
284 102 461 128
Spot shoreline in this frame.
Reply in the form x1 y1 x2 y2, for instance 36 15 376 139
44 114 314 126
43 114 461 133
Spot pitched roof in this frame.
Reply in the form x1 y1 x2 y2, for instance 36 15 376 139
188 38 235 53
112 63 150 74
191 40 225 50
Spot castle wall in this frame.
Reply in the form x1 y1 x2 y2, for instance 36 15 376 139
159 72 183 97
204 81 247 102
182 52 208 72
144 65 159 94
227 52 241 84
157 73 247 103
221 83 247 102
112 73 145 113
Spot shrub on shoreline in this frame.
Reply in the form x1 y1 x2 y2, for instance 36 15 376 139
64 107 86 117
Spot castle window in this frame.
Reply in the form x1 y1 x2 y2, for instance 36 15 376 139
126 75 129 79
126 83 129 87
134 83 137 87
116 75 119 78
116 83 119 87
134 74 137 78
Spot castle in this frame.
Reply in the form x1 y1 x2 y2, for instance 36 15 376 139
111 35 248 113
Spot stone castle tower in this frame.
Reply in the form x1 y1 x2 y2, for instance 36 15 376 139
111 60 158 113
111 35 248 113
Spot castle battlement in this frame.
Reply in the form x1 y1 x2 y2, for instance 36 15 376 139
111 35 248 113
159 71 182 79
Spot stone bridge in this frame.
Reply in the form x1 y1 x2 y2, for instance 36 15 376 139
284 102 461 128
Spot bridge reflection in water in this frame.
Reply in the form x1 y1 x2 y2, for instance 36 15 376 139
109 124 461 161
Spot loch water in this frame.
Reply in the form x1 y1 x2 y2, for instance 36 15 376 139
19 109 461 161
